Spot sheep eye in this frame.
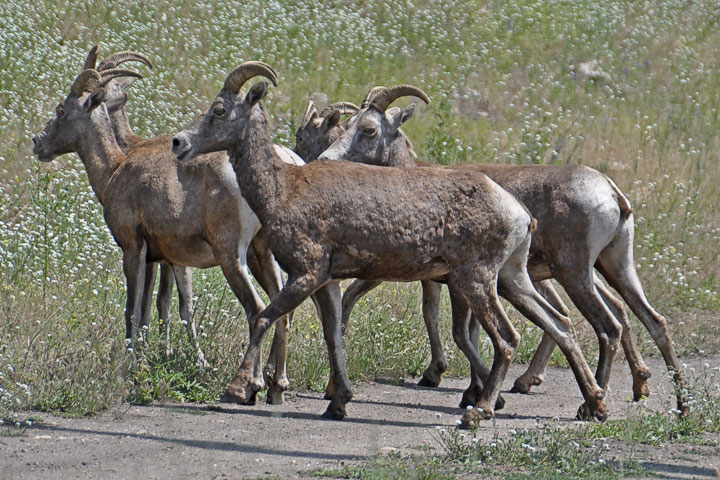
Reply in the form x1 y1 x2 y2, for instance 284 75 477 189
362 127 376 137
213 106 226 116
56 105 64 118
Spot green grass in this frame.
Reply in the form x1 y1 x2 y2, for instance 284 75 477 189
1 0 719 426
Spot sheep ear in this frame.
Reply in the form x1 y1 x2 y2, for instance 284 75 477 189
244 81 268 107
389 103 416 131
320 110 341 133
84 88 106 112
105 92 129 112
114 76 138 92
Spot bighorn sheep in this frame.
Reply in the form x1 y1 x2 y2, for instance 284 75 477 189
32 64 296 404
172 62 608 425
82 45 207 367
293 100 359 162
317 86 688 415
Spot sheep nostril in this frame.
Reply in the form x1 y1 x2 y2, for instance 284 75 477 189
172 137 180 148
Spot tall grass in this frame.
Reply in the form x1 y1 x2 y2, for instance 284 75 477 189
1 0 719 418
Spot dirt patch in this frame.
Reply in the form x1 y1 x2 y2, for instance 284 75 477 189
2 357 719 479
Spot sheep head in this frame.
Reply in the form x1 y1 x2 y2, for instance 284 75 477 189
33 68 142 162
318 85 429 166
294 101 359 162
172 61 277 161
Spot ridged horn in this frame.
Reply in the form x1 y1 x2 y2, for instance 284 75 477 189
84 45 100 70
320 102 359 117
301 100 318 128
369 85 430 112
69 69 102 97
360 86 385 109
97 68 144 88
98 51 154 71
223 61 278 93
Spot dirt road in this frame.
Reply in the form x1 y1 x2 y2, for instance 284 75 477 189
2 357 719 479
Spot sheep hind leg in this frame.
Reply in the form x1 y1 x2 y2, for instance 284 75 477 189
445 266 517 427
156 264 174 358
499 241 608 421
139 262 158 345
460 316 505 411
172 265 208 371
247 233 292 405
593 272 651 401
596 227 687 415
314 281 353 420
510 280 566 394
417 280 449 388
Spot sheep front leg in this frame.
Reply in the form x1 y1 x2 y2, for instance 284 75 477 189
221 273 322 406
122 241 148 351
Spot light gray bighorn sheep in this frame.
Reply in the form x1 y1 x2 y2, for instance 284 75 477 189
172 62 608 426
32 64 299 405
317 86 688 415
81 45 208 368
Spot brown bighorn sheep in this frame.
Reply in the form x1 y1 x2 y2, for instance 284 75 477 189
172 62 607 425
317 86 688 415
32 65 294 404
81 46 208 367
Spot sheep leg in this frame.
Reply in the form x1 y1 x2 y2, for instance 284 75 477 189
510 279 566 394
171 265 208 371
417 280 449 388
222 272 323 406
460 315 506 411
156 263 174 357
341 279 382 335
215 241 267 384
498 238 608 422
595 225 687 415
313 281 353 420
593 273 651 401
448 266 517 427
248 232 292 405
122 240 148 351
139 262 158 344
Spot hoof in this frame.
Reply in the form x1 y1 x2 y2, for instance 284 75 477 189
321 402 347 420
220 380 261 405
459 407 493 429
632 386 651 402
575 402 608 422
266 387 285 405
494 394 505 411
509 382 531 394
417 376 441 388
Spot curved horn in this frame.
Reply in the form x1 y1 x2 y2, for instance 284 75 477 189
97 51 154 71
223 61 278 93
320 102 359 117
84 45 100 70
301 100 318 128
360 86 385 109
369 85 430 112
97 68 144 88
69 69 102 97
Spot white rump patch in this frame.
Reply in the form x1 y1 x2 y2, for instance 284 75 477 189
274 145 305 166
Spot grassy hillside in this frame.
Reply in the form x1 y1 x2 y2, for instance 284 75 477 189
1 0 719 417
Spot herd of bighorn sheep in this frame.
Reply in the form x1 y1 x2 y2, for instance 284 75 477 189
32 47 688 428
